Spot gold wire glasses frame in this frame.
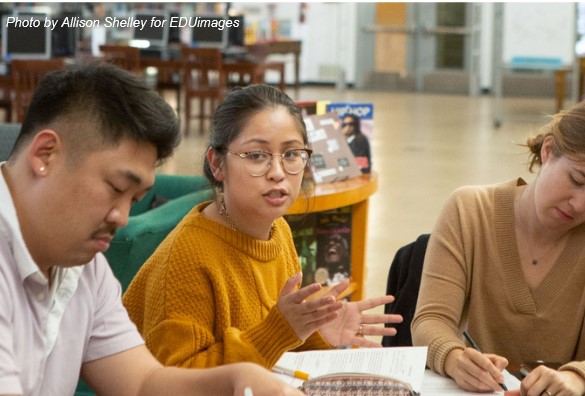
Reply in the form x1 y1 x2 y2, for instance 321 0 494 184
228 149 313 177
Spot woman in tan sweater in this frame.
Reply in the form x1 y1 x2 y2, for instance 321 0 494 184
412 101 585 396
123 84 402 371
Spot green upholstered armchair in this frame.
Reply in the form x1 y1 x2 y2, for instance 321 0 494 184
104 173 214 292
75 173 213 396
0 123 21 162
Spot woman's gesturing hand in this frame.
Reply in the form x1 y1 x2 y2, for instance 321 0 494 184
276 272 344 341
317 279 403 347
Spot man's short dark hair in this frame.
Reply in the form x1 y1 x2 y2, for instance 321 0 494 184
13 62 180 163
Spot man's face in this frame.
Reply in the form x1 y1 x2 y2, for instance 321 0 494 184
324 234 348 264
36 137 157 269
341 117 355 137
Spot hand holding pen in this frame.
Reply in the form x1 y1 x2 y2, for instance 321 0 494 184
463 331 508 391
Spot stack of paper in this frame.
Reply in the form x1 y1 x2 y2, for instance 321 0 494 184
420 370 521 395
273 346 428 393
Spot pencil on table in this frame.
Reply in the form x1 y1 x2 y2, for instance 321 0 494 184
272 365 310 381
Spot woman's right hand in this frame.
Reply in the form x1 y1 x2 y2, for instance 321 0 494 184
276 272 344 341
445 347 509 392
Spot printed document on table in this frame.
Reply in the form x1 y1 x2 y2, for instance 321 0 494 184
273 346 427 392
421 369 521 395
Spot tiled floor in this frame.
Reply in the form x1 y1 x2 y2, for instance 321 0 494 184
158 86 562 319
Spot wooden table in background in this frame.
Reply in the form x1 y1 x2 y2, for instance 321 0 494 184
223 58 285 91
554 67 572 113
287 173 378 301
246 40 302 91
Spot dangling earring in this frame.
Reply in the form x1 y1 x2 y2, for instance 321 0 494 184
215 186 238 231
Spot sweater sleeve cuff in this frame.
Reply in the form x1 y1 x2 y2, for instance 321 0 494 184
242 305 302 368
431 338 465 377
294 331 333 352
559 362 585 383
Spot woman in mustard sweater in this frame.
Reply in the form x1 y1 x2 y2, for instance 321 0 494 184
123 84 402 370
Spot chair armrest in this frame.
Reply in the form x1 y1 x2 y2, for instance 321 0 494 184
130 174 211 216
105 188 213 291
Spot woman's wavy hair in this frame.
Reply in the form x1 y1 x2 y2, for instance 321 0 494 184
524 101 585 172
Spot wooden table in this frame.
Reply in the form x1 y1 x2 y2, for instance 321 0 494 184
553 67 572 113
223 58 285 91
246 40 302 90
494 64 573 128
287 173 378 301
555 57 585 112
140 55 286 94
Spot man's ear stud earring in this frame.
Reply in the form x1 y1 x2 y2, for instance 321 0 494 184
39 166 45 172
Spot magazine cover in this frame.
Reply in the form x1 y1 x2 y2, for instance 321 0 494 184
325 102 374 140
325 102 374 173
285 213 318 287
314 206 352 286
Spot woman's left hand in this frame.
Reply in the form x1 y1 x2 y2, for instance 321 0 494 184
508 366 585 396
318 279 403 347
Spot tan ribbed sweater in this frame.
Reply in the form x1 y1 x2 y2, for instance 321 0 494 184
123 201 330 369
412 178 585 380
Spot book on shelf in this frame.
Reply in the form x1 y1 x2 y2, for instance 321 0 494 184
285 213 318 287
303 112 362 184
314 206 352 286
286 206 353 288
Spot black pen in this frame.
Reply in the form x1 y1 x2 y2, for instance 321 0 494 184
463 330 508 391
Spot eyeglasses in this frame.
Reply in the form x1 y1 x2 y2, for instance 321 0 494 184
342 122 355 128
227 149 312 176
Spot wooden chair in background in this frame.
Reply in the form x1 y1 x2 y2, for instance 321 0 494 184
181 47 226 135
579 57 585 102
295 101 318 117
11 59 66 123
0 76 13 122
99 45 141 74
141 58 183 113
244 43 286 91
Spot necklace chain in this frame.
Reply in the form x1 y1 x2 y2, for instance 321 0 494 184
516 186 569 265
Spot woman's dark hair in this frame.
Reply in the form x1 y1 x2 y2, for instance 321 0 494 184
203 84 308 188
11 62 180 164
525 100 585 172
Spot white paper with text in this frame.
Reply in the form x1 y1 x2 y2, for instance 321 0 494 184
273 346 427 392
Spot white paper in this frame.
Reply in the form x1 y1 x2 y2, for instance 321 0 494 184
273 346 428 392
420 369 521 395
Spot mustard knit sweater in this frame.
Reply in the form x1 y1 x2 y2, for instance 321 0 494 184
123 201 331 369
412 179 585 380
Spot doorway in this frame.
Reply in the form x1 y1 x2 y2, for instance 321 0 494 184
364 2 480 95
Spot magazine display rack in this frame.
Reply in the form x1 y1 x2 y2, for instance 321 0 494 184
286 172 378 301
